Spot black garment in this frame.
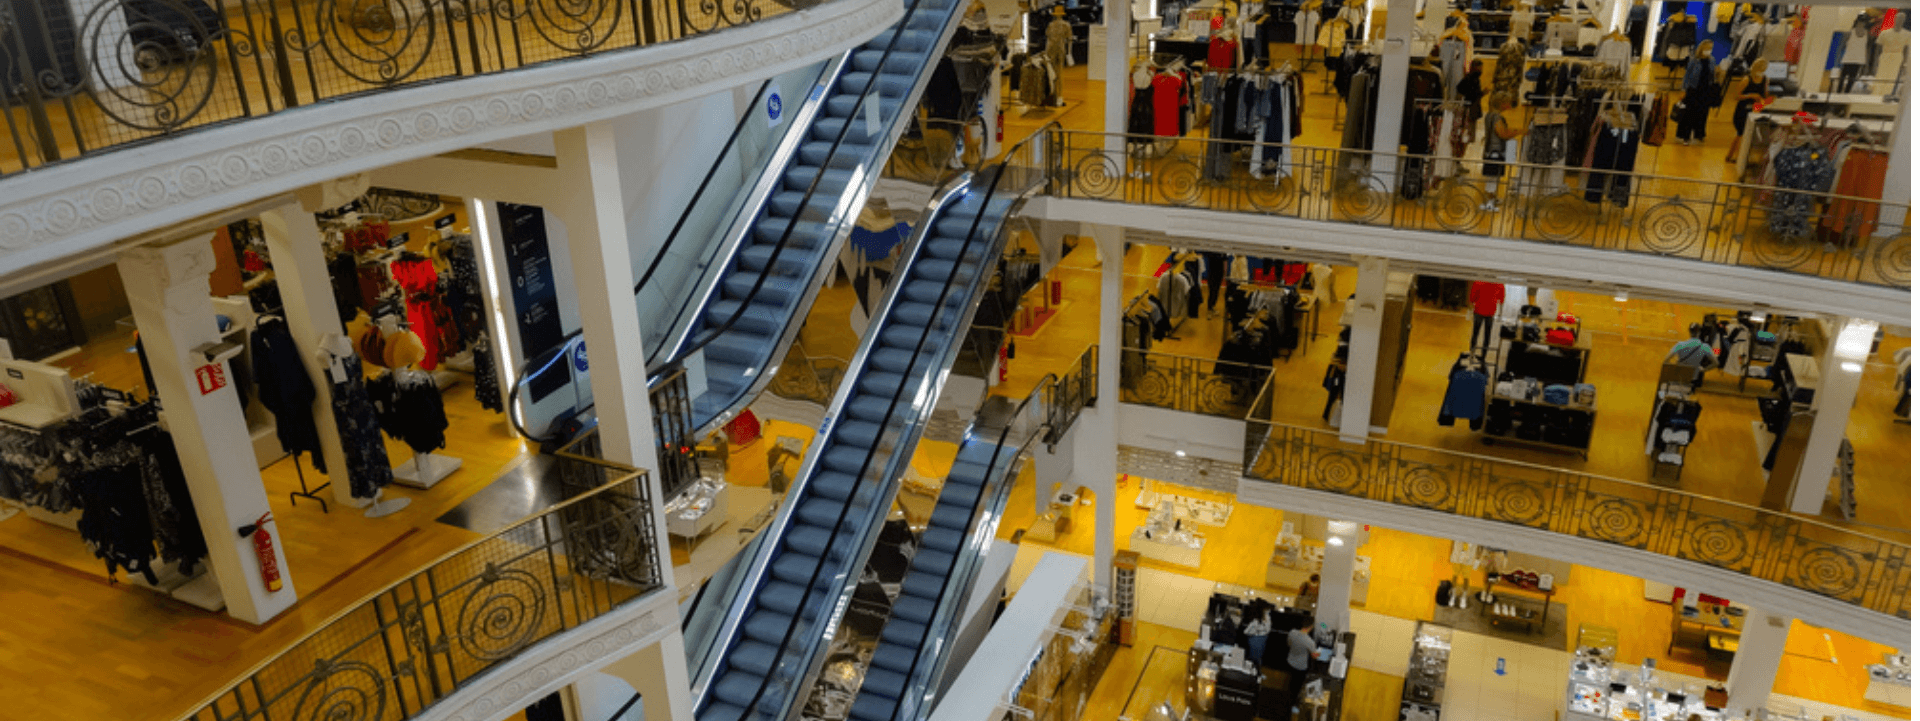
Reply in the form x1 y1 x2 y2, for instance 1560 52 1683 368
368 371 450 455
251 317 326 474
325 349 395 498
74 461 159 585
1731 78 1765 133
925 56 966 120
1321 364 1345 421
473 332 503 413
134 426 205 575
1471 313 1495 354
1583 126 1638 207
1674 84 1714 143
329 252 361 323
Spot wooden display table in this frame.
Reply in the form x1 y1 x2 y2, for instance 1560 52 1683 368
1483 578 1553 636
1668 600 1746 658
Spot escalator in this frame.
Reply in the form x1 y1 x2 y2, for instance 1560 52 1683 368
508 0 975 446
844 374 1059 721
692 155 1037 720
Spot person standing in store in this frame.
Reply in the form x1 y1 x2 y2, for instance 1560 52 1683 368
1468 280 1505 355
1285 616 1318 711
1724 59 1775 163
1480 92 1525 211
1674 41 1719 145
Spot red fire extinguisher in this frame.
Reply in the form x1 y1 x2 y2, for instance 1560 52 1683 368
998 342 1010 384
238 512 283 592
995 109 1004 142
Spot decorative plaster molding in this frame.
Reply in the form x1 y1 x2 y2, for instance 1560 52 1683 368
0 0 901 277
1236 479 1911 650
1031 197 1910 324
424 591 676 721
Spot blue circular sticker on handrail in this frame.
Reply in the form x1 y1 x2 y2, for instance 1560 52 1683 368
766 91 783 126
572 339 590 373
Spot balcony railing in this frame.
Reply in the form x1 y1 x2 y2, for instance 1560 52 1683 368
1045 130 1911 290
1241 383 1910 619
1119 347 1270 420
0 0 798 176
177 444 662 721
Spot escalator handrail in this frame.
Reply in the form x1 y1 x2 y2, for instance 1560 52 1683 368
639 57 850 370
651 3 960 388
687 172 975 708
505 329 585 442
634 74 784 296
731 132 1025 721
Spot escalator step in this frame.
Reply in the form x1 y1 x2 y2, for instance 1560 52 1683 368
722 273 800 305
713 669 769 707
881 618 927 647
911 549 954 575
704 299 788 337
796 498 856 530
881 324 942 349
863 666 910 699
891 302 938 328
835 420 884 447
956 441 1001 464
944 463 989 490
900 573 945 601
886 30 935 52
910 259 979 281
759 581 807 615
811 472 860 502
850 49 919 72
743 609 800 645
735 244 816 275
921 238 981 261
847 396 898 422
922 527 964 553
797 140 878 169
703 333 773 370
822 446 873 475
871 643 918 674
838 72 914 98
811 112 901 144
901 281 951 304
894 596 936 624
785 525 834 557
928 501 973 531
729 641 780 677
869 348 917 372
848 693 899 721
857 371 909 398
935 217 1000 238
699 701 747 721
753 217 831 246
781 165 854 195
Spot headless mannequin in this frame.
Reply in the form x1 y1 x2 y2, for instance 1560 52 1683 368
318 332 410 517
1877 14 1909 95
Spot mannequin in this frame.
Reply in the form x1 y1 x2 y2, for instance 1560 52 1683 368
317 333 409 517
1044 5 1073 79
1875 14 1908 95
1510 2 1536 47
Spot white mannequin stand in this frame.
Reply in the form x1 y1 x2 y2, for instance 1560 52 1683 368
393 452 461 489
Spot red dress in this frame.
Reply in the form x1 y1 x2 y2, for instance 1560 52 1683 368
1152 73 1185 136
389 257 443 370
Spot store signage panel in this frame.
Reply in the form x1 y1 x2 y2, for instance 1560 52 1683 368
496 202 568 403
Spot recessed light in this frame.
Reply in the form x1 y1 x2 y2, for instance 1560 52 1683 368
1174 450 1187 458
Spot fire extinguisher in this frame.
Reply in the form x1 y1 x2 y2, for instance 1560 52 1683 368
238 512 284 592
995 109 1004 143
998 342 1010 384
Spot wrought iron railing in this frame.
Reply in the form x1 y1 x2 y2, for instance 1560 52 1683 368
0 0 798 176
1119 348 1270 420
1240 387 1910 619
1046 130 1911 290
176 446 663 721
1045 343 1095 446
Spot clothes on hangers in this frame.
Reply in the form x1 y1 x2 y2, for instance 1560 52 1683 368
368 370 450 456
321 346 395 498
1438 356 1488 429
251 316 326 474
1769 144 1836 240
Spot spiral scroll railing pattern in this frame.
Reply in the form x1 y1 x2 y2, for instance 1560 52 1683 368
0 0 787 176
178 458 662 721
1242 419 1910 619
1119 348 1267 420
1049 130 1911 290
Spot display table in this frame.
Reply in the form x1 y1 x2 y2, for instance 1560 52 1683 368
663 478 729 539
1400 622 1451 720
1668 601 1745 658
1484 577 1553 636
1566 659 1727 721
1864 652 1910 708
1130 527 1203 568
1134 484 1232 527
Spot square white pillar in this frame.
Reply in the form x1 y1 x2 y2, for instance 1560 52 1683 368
1071 223 1124 591
1314 520 1360 632
119 237 298 624
1723 609 1793 718
1791 318 1875 513
1338 257 1388 444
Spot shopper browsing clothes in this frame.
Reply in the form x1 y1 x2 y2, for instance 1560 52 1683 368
1673 41 1719 145
1725 59 1775 163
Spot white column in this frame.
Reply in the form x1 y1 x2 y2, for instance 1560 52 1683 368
1798 7 1846 91
1070 223 1124 591
1104 0 1132 159
258 203 359 508
600 634 696 721
1337 257 1388 444
119 237 298 624
1368 0 1415 178
1791 318 1875 514
1314 520 1360 632
1879 81 1908 231
1723 608 1793 718
553 121 693 721
1603 0 1628 31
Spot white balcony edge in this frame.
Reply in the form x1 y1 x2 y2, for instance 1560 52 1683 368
1030 196 1910 326
1237 478 1911 650
421 587 676 721
0 0 903 278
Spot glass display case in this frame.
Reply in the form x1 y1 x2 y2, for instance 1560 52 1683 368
1566 657 1727 721
1399 622 1452 721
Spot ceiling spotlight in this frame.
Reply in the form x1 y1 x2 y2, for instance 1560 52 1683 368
1174 450 1187 458
1613 289 1629 302
1328 537 1345 547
